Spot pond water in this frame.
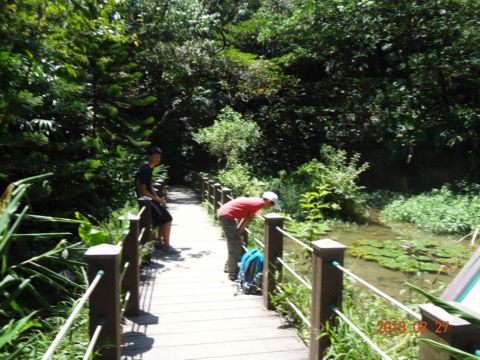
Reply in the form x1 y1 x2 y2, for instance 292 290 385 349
283 221 473 301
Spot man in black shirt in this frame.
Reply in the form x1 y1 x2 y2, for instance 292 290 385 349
135 146 174 251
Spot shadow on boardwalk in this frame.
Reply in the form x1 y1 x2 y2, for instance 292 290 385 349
121 186 308 360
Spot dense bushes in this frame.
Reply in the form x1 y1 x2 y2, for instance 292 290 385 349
0 0 154 220
381 185 480 234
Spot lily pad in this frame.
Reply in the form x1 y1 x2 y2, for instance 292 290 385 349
349 238 468 274
414 255 433 262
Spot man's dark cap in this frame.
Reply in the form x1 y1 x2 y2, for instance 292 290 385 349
147 146 162 155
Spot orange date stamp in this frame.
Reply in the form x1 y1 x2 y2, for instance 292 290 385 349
377 321 449 335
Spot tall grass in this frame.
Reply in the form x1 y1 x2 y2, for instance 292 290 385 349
13 300 93 359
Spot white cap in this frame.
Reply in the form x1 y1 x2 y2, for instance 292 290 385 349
262 191 281 210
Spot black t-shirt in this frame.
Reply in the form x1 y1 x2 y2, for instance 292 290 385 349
135 163 153 198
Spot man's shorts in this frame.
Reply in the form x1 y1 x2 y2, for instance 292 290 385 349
151 201 173 226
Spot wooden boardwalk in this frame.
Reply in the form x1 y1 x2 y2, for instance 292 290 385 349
121 186 308 360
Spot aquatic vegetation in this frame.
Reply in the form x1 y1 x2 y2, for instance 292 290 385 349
381 185 480 234
349 239 470 273
284 220 331 243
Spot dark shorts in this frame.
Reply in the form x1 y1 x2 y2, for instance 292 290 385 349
151 201 172 226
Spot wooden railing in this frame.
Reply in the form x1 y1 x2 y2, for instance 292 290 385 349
190 172 479 360
43 179 164 359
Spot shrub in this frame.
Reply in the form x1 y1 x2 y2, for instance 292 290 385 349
268 145 369 220
299 184 340 221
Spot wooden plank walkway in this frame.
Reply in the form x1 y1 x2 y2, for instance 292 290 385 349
121 186 308 360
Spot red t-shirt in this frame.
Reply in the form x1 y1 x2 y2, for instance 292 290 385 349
218 197 264 220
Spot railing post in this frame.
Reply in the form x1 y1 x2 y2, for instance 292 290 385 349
195 173 201 193
138 199 152 244
263 213 284 310
85 244 122 360
309 239 346 360
418 304 480 360
201 176 208 202
208 180 215 208
221 187 232 204
213 183 221 213
191 172 198 192
206 179 212 206
121 214 140 316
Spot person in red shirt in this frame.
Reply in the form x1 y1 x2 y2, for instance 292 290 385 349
217 191 280 280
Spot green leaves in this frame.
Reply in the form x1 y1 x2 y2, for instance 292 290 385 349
300 184 339 222
193 106 261 167
0 0 154 222
419 339 480 360
408 283 480 328
268 145 368 220
381 185 480 235
76 213 110 246
75 207 130 247
0 176 84 355
0 313 41 351
125 95 157 107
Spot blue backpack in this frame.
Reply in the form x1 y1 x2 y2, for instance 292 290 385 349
239 248 264 294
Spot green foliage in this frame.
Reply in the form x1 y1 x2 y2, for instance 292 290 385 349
216 162 266 197
381 185 480 234
283 219 331 243
271 278 311 341
418 339 480 360
269 145 369 220
362 190 402 209
193 106 261 167
0 0 155 220
299 185 340 221
0 176 85 355
75 207 130 247
349 239 470 274
322 279 419 359
409 283 480 328
0 313 40 357
272 277 420 359
14 301 96 359
255 0 480 160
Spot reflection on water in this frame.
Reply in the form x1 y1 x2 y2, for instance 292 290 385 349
284 222 470 301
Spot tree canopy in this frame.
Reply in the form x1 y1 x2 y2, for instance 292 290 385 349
2 0 480 218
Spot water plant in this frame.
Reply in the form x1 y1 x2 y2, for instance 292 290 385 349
349 239 470 274
299 184 340 221
283 219 330 243
381 185 480 235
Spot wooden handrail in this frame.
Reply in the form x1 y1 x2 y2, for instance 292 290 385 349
81 199 151 359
